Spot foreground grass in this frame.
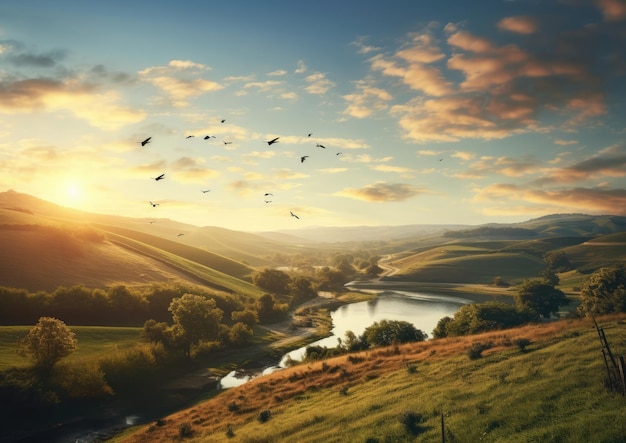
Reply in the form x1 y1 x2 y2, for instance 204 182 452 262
117 314 626 443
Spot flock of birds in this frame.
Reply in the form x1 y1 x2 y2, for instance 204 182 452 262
138 120 343 235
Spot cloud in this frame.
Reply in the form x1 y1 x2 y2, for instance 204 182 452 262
473 183 626 215
171 157 220 183
305 72 335 94
452 151 476 161
497 16 538 34
342 79 392 118
595 0 626 22
273 169 309 180
295 60 307 74
335 182 423 202
343 153 393 163
536 149 626 184
352 36 382 55
267 69 287 76
318 167 348 174
455 155 541 179
417 150 438 156
370 164 416 178
244 80 283 91
361 18 611 143
139 60 223 106
0 77 146 129
554 139 579 146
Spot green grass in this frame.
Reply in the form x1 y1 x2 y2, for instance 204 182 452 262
0 326 144 370
128 316 626 443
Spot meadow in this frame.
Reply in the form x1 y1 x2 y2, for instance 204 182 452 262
115 314 626 443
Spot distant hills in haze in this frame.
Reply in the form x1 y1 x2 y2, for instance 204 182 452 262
1 189 625 292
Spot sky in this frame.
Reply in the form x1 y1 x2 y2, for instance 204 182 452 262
1 0 625 232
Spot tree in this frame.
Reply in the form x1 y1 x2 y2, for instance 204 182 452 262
18 317 77 373
578 265 626 316
168 294 223 357
437 302 538 337
544 251 572 273
515 279 569 319
253 269 292 294
289 276 317 306
362 320 427 347
228 322 254 345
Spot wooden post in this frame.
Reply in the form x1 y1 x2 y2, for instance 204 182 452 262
618 356 626 396
441 412 445 443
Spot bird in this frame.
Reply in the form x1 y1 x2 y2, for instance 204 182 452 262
201 189 211 193
204 135 215 140
223 140 233 145
290 211 299 219
140 137 151 147
301 156 309 163
153 173 165 181
336 152 342 156
149 201 159 207
308 133 312 137
221 119 226 123
266 137 280 146
265 200 272 203
177 233 184 237
316 143 326 149
264 193 273 196
186 135 194 139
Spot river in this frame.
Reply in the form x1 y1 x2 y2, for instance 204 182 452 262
219 285 473 388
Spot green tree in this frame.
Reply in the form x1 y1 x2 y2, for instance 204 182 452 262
168 294 223 357
439 302 538 337
515 279 569 319
578 265 626 316
289 276 317 306
253 269 292 294
363 320 427 347
18 317 78 373
544 251 572 273
228 322 254 345
231 309 259 327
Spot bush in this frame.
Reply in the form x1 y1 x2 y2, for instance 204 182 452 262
178 422 194 438
399 410 425 435
258 409 272 423
467 342 492 360
514 338 531 352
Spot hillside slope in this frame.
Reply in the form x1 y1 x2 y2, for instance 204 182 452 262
118 314 626 443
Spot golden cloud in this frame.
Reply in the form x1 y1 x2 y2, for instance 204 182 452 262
335 182 423 202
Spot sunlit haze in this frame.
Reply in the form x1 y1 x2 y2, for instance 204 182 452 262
1 0 625 231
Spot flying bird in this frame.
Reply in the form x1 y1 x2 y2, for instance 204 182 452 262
223 140 233 145
204 135 215 140
264 193 273 196
316 143 326 149
300 156 309 163
186 135 195 139
290 211 299 219
153 173 165 181
177 233 184 237
266 137 280 146
308 133 312 137
265 200 272 203
336 152 342 156
149 201 159 207
140 137 151 147
221 119 226 123
201 189 211 193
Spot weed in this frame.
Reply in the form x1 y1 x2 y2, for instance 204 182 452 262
399 410 426 436
467 342 492 360
514 338 531 352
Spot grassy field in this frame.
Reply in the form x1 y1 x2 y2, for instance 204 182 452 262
0 326 144 370
116 314 626 443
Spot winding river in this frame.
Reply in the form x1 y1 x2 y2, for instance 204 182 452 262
219 282 474 388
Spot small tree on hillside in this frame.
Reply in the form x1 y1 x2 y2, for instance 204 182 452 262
363 320 427 347
578 265 626 316
515 279 569 319
18 317 78 373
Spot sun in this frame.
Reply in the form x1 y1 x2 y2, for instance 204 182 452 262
59 181 86 208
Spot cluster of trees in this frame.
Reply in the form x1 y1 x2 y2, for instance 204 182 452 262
295 320 428 363
577 264 626 316
434 279 569 338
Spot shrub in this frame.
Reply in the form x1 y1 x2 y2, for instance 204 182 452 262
178 422 194 438
258 409 272 423
514 338 531 352
399 410 425 435
467 342 492 360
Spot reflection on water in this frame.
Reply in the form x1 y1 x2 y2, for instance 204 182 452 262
280 290 470 365
217 370 254 389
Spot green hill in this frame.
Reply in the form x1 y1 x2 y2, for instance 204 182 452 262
117 314 626 443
